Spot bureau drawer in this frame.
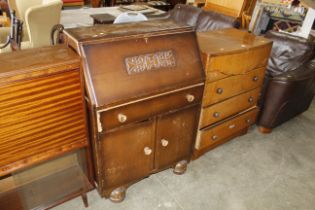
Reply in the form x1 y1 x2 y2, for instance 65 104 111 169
203 67 265 106
197 108 258 150
99 85 203 131
200 88 260 128
206 44 271 75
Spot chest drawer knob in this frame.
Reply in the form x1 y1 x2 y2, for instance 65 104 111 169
161 139 169 147
117 113 127 123
144 147 152 155
213 112 220 118
186 94 195 102
216 88 224 94
248 96 254 103
252 76 259 81
246 119 252 124
212 135 218 141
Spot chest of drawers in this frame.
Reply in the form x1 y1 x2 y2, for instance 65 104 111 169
64 20 205 202
194 28 272 158
0 46 93 209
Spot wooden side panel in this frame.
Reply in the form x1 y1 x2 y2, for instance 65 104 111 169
0 70 88 176
155 106 199 170
203 67 265 106
100 120 155 190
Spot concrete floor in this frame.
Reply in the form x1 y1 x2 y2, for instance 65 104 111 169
54 100 315 210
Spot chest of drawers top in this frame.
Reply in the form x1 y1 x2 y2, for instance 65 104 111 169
197 28 272 75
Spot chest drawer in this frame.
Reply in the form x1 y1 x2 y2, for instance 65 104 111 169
203 67 265 107
99 85 203 131
200 88 260 128
206 44 271 75
197 108 258 150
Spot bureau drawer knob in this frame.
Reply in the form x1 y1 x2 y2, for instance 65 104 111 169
144 147 152 155
252 76 259 81
117 113 127 123
212 135 218 141
213 112 220 118
246 119 252 124
248 96 254 103
216 88 224 94
161 139 169 147
186 94 195 103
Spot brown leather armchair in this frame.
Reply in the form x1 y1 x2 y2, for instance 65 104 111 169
258 31 315 133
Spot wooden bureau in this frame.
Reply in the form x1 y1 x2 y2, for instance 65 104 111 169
194 28 272 158
64 20 205 202
0 46 93 210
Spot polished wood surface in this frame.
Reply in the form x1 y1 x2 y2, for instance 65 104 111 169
100 85 203 131
200 88 260 128
0 46 88 176
194 29 272 157
197 108 258 150
203 67 265 106
197 29 272 75
65 21 205 201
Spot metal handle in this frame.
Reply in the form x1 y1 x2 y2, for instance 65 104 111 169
186 94 195 103
216 88 223 94
212 135 218 141
213 112 220 118
117 113 127 123
229 124 236 129
144 147 152 155
252 76 259 81
161 139 169 147
248 96 254 103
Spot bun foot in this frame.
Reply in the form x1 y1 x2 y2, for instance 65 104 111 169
109 187 126 203
258 126 272 134
173 160 188 175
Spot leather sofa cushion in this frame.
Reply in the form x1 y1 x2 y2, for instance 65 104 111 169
196 10 237 32
169 4 202 27
265 31 315 77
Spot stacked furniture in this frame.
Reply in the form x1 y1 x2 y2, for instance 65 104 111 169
63 19 204 202
194 28 272 158
0 46 93 209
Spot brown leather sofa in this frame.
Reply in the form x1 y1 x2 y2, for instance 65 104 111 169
257 31 315 133
168 4 239 31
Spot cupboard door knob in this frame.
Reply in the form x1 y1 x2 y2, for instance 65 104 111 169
216 88 223 94
144 147 152 155
117 113 127 123
253 76 259 81
248 96 254 103
229 124 236 129
212 135 218 141
161 139 169 147
213 112 220 118
246 119 252 124
186 94 195 103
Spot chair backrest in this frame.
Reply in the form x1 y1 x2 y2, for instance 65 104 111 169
25 0 62 48
14 0 42 21
113 12 148 24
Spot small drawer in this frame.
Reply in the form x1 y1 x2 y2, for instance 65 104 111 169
206 44 271 75
197 108 258 150
99 85 204 131
203 67 265 106
200 88 260 128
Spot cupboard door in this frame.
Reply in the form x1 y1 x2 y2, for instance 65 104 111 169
100 120 154 189
155 106 199 170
